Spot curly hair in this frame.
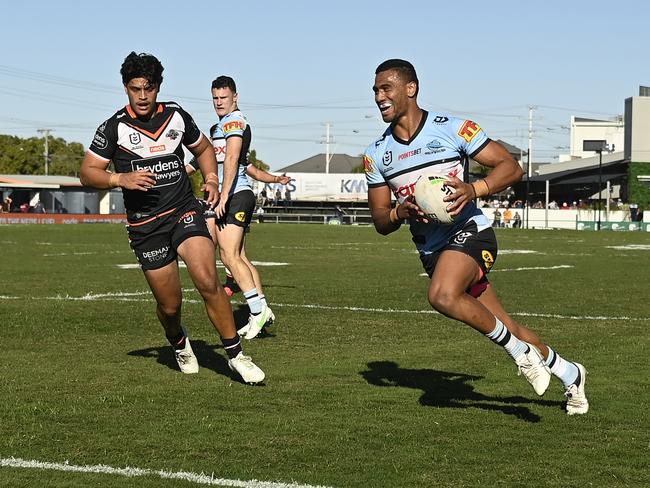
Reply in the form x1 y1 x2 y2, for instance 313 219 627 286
120 52 164 86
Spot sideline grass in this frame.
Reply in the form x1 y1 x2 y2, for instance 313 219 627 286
1 224 649 487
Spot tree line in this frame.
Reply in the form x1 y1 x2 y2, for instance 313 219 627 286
0 134 85 176
0 134 270 179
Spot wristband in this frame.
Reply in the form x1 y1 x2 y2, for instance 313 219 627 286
389 203 401 224
109 173 122 188
471 179 490 198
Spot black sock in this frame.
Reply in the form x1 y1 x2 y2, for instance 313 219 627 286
222 335 242 359
167 331 186 350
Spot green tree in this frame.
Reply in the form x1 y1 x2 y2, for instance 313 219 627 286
249 149 269 171
0 134 84 176
351 153 365 173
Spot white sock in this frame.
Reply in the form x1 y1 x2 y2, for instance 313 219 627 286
544 347 579 387
259 294 268 308
243 288 263 315
485 317 528 360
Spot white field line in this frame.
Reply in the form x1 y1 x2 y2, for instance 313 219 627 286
0 457 335 488
606 244 650 251
3 292 647 322
43 250 126 257
418 264 574 277
117 261 289 269
492 264 574 272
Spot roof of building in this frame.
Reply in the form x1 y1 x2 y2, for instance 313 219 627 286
276 153 363 173
0 174 82 189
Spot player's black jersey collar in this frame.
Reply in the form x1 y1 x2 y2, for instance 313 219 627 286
391 110 428 146
125 103 164 121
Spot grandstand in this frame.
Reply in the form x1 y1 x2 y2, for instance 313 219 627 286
256 199 372 225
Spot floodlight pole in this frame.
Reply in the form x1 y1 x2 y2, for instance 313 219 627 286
597 149 603 231
583 140 607 231
37 128 53 176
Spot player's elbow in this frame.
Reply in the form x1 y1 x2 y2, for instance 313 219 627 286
513 164 525 182
79 168 92 187
373 220 392 235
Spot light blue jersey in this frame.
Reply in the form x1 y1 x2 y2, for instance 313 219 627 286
364 111 492 255
210 110 252 196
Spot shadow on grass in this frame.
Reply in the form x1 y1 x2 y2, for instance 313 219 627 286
128 339 234 379
360 361 564 423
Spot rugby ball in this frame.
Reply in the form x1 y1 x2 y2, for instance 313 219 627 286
413 176 456 224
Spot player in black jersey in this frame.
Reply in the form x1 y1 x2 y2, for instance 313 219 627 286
80 52 264 384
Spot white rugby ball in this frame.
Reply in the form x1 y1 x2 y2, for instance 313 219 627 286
413 176 456 224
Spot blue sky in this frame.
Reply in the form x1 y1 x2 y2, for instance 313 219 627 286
1 0 648 170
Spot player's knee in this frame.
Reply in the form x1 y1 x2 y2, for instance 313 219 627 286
194 277 219 300
428 286 457 314
219 249 239 269
157 299 181 318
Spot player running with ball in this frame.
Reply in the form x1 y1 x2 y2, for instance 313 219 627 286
364 59 588 415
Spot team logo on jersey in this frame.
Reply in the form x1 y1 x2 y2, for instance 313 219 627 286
482 250 494 271
363 154 375 173
425 140 444 153
383 151 392 165
130 133 141 145
433 116 449 124
235 211 246 222
223 120 244 134
180 210 196 225
453 232 473 245
166 129 180 140
458 120 482 143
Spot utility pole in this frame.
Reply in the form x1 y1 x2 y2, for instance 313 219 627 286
525 106 536 229
321 122 335 174
37 128 54 176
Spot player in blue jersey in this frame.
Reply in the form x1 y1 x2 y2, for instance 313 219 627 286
365 59 588 415
79 52 264 384
208 75 276 339
185 157 290 318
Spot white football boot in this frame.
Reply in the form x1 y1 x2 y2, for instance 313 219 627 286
228 352 265 384
565 363 589 415
515 343 551 396
174 336 199 374
243 305 273 340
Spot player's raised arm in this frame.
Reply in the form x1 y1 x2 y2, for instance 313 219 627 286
246 165 290 184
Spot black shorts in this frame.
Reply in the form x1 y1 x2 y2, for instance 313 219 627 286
420 220 498 295
126 199 212 271
217 190 255 229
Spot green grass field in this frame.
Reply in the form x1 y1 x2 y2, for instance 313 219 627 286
1 223 649 487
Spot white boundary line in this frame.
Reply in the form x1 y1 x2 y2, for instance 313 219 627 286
0 457 335 488
117 261 289 269
2 292 647 322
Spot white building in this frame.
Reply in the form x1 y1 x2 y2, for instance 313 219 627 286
558 116 625 162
